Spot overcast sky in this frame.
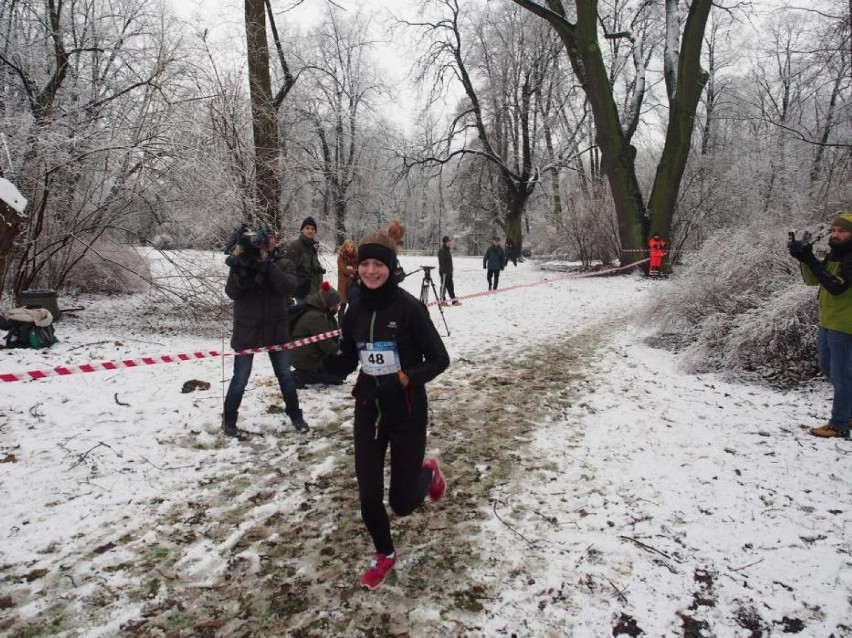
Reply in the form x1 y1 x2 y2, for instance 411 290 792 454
165 0 441 130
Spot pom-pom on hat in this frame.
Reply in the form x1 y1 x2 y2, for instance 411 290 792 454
301 216 318 231
357 231 398 270
319 281 341 308
832 212 852 232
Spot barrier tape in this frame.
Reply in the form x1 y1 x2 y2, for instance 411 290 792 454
0 330 341 384
621 248 697 253
0 259 647 383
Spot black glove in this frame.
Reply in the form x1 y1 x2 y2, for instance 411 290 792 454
788 240 815 262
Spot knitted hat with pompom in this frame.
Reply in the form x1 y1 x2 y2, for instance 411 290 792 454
319 281 341 308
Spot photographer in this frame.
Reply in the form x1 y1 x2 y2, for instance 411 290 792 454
285 216 326 304
789 212 852 439
223 227 309 437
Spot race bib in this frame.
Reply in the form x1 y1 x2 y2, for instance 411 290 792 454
359 341 401 376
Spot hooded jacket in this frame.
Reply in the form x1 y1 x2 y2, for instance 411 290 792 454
225 254 298 350
289 289 341 371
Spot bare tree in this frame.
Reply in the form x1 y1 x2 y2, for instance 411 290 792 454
406 0 571 259
0 0 186 297
511 0 714 263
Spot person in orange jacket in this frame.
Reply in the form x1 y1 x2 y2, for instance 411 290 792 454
648 234 667 276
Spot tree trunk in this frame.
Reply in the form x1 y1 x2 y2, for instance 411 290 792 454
245 0 280 227
647 0 712 237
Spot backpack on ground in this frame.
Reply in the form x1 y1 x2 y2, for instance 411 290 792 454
2 307 58 349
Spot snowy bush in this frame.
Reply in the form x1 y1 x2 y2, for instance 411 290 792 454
642 223 821 386
62 241 151 294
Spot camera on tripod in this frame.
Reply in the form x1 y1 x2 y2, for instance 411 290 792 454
420 265 435 280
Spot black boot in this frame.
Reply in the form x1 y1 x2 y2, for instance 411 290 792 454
289 410 310 434
222 414 239 437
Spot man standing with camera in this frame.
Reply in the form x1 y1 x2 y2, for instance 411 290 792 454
789 212 852 439
286 216 325 305
223 227 309 437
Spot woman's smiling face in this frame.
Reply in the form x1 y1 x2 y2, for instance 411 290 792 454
358 258 390 289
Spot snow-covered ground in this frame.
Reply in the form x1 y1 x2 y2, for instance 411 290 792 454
0 251 849 637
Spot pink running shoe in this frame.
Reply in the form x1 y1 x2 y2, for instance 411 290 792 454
360 553 396 590
423 457 446 501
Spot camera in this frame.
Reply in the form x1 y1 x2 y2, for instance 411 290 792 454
788 229 813 247
224 223 269 263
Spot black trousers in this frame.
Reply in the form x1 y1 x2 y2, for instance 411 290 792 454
354 417 432 555
487 269 501 289
440 273 456 300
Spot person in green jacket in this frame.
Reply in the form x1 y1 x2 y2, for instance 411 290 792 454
290 282 347 387
789 211 852 439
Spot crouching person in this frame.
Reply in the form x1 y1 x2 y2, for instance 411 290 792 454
321 229 450 590
223 233 309 437
290 282 348 387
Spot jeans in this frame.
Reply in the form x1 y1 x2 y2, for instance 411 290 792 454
223 351 302 421
818 326 852 431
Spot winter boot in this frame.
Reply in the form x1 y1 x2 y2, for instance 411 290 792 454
360 553 396 590
222 414 239 438
810 423 850 438
289 411 310 434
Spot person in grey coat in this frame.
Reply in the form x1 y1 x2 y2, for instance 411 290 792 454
223 231 309 437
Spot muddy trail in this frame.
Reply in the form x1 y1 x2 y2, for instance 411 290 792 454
5 319 618 638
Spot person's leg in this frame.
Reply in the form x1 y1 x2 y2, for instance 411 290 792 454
439 274 448 301
823 328 852 432
269 350 307 430
354 419 393 555
487 270 494 290
445 273 456 300
387 423 430 516
223 353 254 426
493 269 500 289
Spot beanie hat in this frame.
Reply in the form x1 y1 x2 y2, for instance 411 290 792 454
357 231 398 270
301 216 318 231
832 212 852 232
319 281 341 308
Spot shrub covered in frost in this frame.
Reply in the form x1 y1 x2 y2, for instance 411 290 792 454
642 224 821 386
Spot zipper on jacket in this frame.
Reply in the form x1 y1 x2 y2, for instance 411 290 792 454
369 311 381 439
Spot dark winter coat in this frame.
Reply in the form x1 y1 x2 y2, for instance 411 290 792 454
285 234 325 298
225 254 298 350
289 290 341 371
324 279 449 428
483 244 506 271
437 245 453 276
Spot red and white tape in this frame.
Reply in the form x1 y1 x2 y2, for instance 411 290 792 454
0 329 341 383
1 261 646 383
422 259 648 306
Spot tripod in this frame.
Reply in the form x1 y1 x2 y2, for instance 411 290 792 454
418 266 450 336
